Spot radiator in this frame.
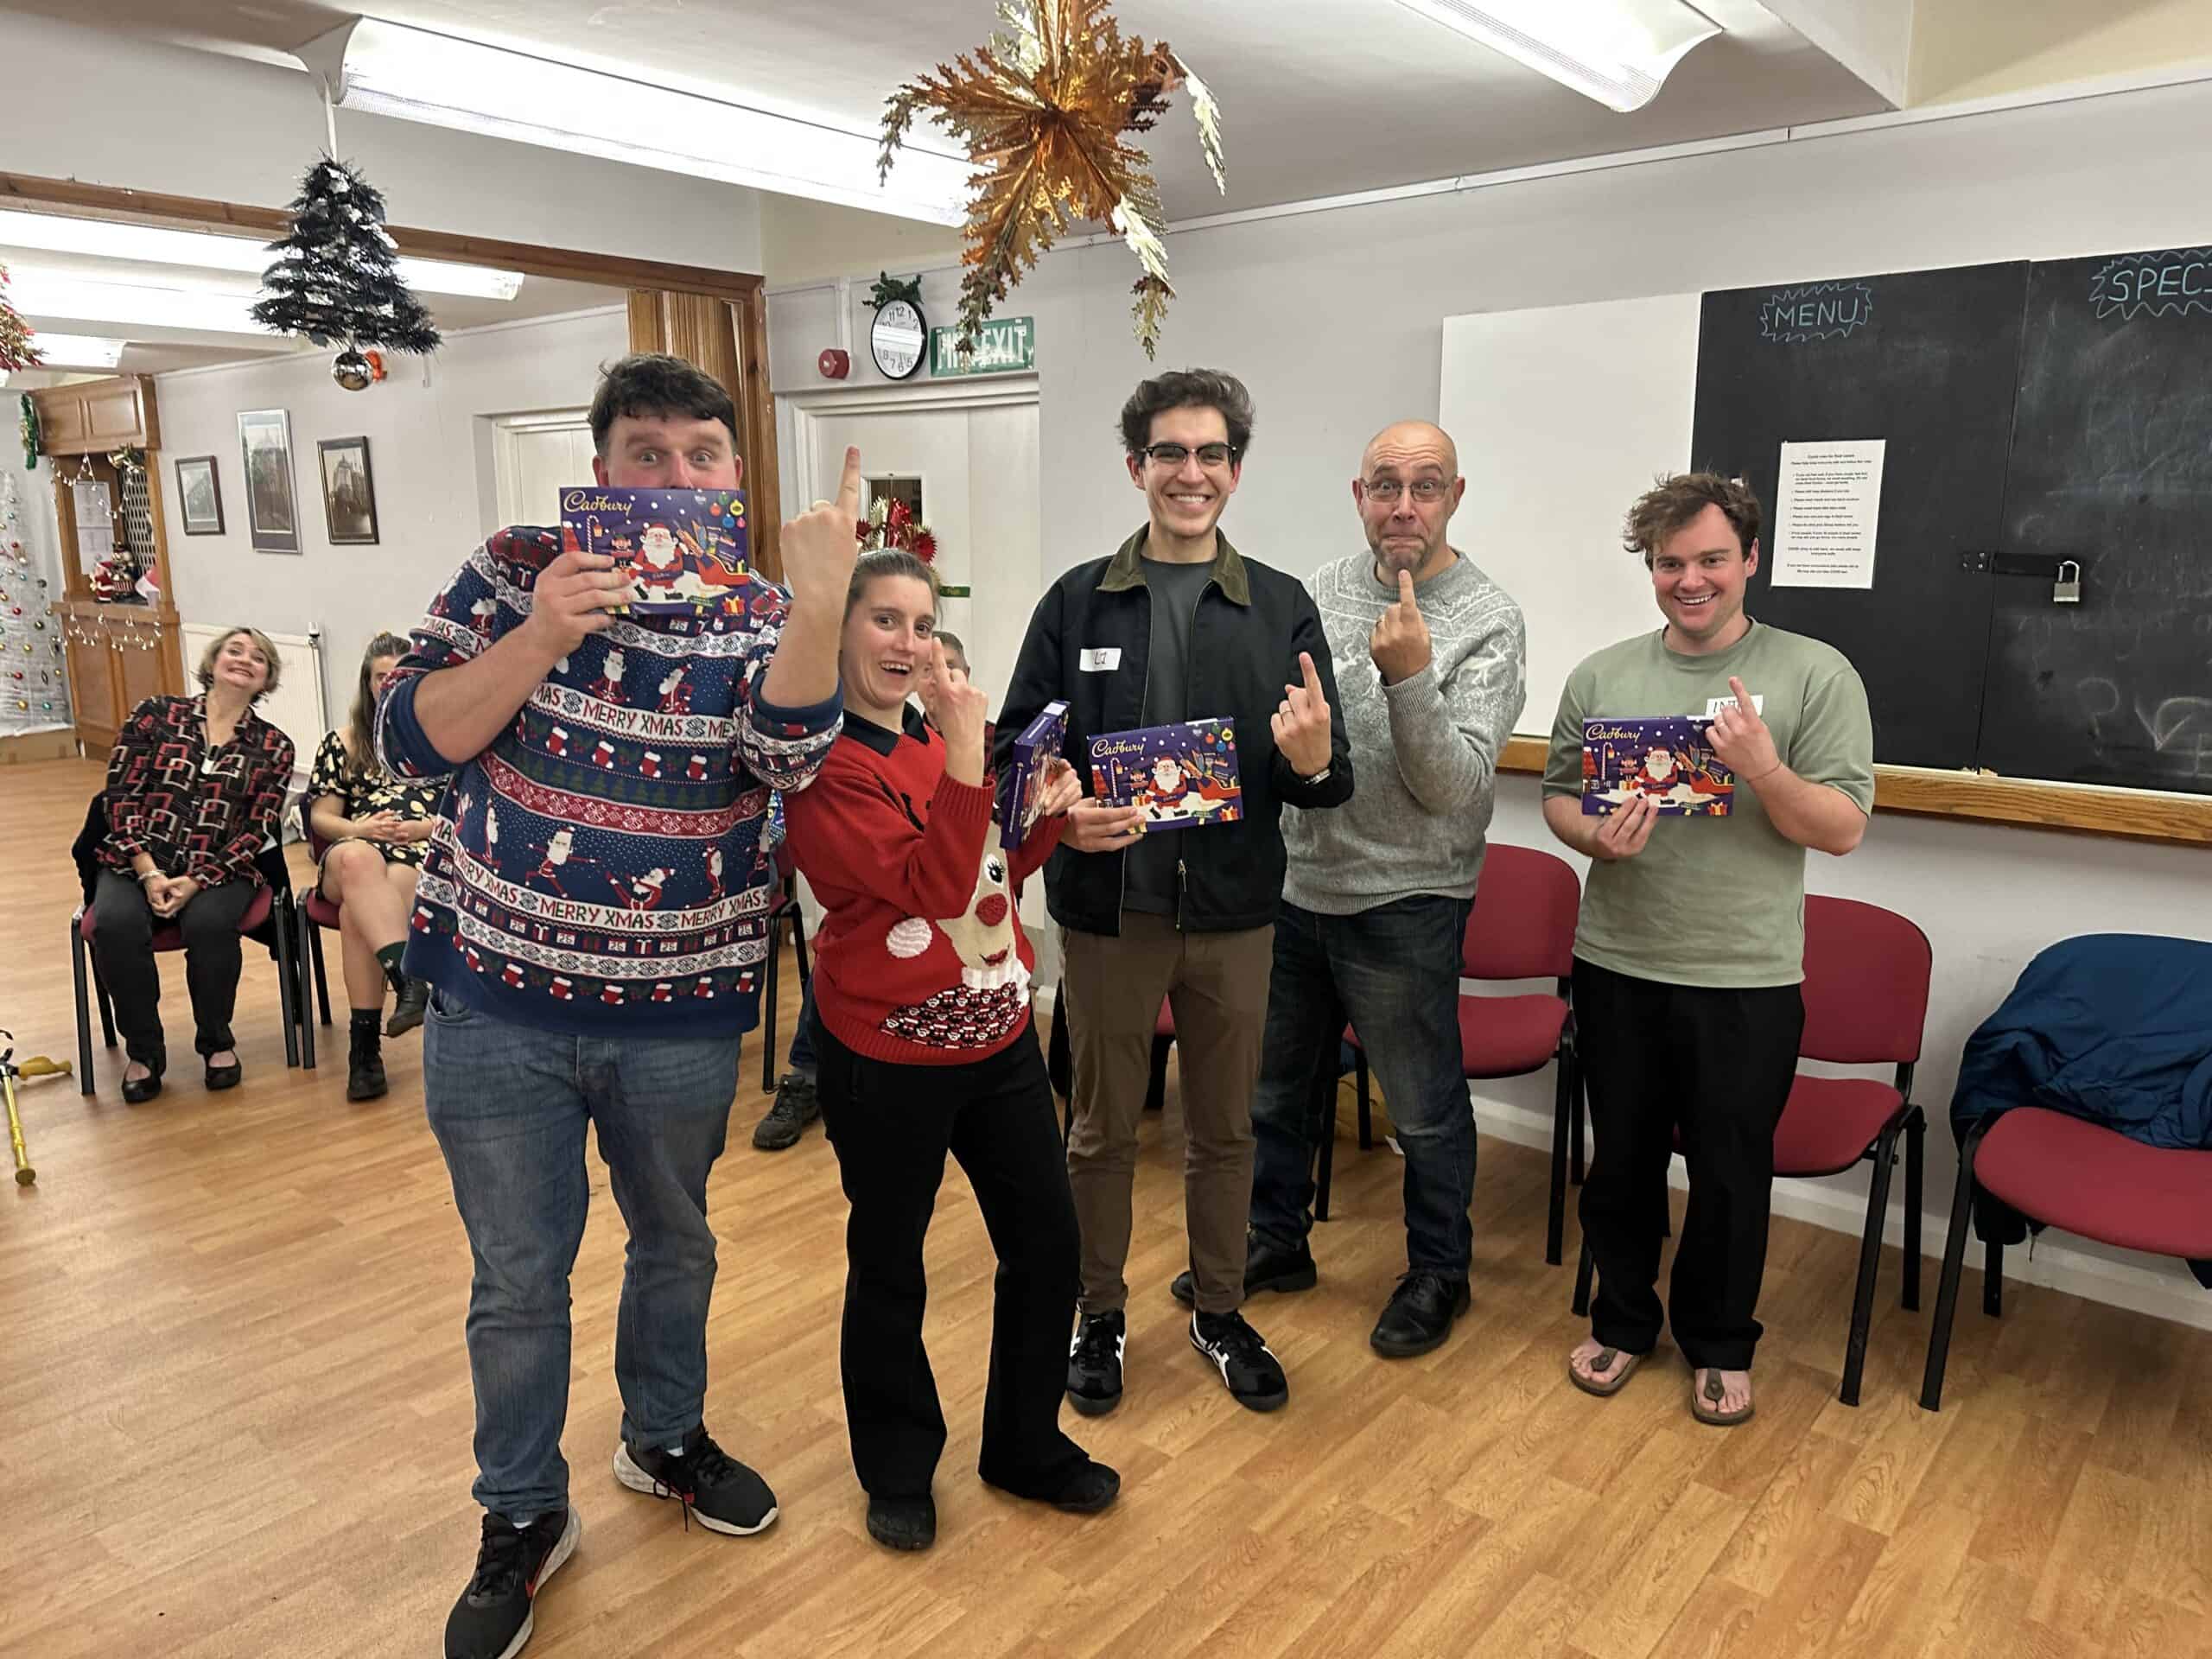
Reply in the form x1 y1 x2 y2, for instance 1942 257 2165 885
178 622 327 823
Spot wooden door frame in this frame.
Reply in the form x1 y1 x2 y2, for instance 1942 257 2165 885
0 170 781 571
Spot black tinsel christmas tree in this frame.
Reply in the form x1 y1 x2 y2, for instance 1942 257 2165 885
251 158 442 378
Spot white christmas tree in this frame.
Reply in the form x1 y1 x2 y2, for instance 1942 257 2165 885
0 467 72 735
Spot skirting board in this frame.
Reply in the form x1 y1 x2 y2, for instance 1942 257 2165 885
1028 989 2212 1337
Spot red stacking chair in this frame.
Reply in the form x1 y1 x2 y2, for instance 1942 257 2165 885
1322 842 1586 1262
68 796 299 1093
1572 895 1932 1407
1921 1110 2212 1410
293 810 342 1070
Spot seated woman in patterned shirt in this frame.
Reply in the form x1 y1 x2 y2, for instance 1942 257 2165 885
94 626 295 1103
308 632 442 1101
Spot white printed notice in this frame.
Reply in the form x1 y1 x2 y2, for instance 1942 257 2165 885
1770 439 1885 589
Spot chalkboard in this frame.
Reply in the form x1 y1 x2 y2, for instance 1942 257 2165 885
1690 264 2029 770
1980 248 2212 793
1691 246 2212 797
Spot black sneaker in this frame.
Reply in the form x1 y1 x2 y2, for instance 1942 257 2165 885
1066 1309 1126 1416
346 1042 388 1103
387 976 431 1038
751 1071 820 1151
1190 1310 1289 1412
613 1425 779 1536
1170 1234 1319 1306
444 1507 579 1659
1370 1271 1471 1358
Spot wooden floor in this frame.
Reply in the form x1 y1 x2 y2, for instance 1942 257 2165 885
3 755 2209 1658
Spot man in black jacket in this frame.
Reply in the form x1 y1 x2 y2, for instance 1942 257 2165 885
995 369 1351 1416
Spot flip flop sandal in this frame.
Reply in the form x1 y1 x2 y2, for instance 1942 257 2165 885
1567 1345 1644 1398
1690 1369 1755 1427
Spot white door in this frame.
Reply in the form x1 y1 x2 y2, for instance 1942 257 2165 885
492 410 595 533
791 392 1040 721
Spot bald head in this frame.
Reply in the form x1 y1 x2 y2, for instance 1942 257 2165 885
1361 421 1459 480
1355 420 1465 582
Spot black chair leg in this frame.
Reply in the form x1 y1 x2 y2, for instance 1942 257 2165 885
296 912 317 1072
1983 1237 2003 1319
71 916 94 1096
1144 1034 1171 1114
1571 1237 1594 1318
308 924 331 1027
1354 1051 1372 1149
1903 1109 1924 1312
762 914 781 1095
1546 1052 1572 1267
793 912 811 987
275 893 300 1070
1840 1127 1898 1407
1918 1120 1986 1411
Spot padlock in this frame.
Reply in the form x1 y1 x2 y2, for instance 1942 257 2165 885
2053 560 2081 604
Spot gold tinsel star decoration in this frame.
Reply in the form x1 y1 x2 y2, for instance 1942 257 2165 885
880 0 1224 360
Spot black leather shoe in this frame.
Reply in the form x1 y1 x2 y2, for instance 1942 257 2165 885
385 977 430 1038
1370 1271 1471 1358
121 1061 165 1105
204 1058 243 1092
1170 1235 1319 1307
866 1493 936 1551
1046 1459 1119 1514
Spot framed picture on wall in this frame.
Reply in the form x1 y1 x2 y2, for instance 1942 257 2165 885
237 409 300 554
175 455 224 536
318 436 379 546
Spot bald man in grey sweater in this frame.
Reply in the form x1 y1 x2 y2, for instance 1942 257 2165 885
1171 421 1525 1357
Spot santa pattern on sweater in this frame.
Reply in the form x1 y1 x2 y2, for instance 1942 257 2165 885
377 524 840 1037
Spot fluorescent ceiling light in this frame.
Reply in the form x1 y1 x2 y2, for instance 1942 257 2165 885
7 270 276 337
0 208 521 300
1393 0 1721 111
27 333 126 369
305 17 969 226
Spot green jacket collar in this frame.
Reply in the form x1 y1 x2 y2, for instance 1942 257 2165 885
1098 524 1251 606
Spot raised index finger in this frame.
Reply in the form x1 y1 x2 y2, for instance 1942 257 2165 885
833 446 863 518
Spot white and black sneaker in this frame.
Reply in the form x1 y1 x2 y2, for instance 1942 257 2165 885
1191 1310 1289 1412
613 1424 779 1535
444 1506 579 1659
1066 1309 1126 1416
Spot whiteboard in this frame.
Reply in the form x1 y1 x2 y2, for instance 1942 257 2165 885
1440 294 1700 738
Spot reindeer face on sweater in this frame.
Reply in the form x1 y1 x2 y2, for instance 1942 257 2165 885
884 825 1029 997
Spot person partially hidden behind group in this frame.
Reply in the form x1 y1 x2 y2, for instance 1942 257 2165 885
782 551 1118 1551
92 625 296 1103
307 631 442 1101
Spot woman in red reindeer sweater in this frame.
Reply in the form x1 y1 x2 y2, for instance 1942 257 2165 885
782 550 1117 1552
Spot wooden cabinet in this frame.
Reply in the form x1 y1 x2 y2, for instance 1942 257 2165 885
29 377 160 454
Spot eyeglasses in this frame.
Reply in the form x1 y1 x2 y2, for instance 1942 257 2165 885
1360 477 1452 504
1139 442 1239 468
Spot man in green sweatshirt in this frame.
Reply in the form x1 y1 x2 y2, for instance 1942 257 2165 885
1173 420 1525 1357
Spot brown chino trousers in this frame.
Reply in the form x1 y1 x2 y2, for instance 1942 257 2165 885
1061 912 1276 1317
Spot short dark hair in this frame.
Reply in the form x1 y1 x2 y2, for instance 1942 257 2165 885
589 353 741 456
1117 368 1255 459
845 550 940 620
1624 472 1762 566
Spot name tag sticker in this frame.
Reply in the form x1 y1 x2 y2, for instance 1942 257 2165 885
1080 647 1122 672
1704 692 1764 717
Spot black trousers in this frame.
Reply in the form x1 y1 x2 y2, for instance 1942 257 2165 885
1573 958 1804 1371
91 870 258 1064
815 1016 1086 1501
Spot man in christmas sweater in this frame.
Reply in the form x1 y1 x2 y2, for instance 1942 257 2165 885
376 354 857 1659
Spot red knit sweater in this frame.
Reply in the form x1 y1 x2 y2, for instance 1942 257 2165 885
784 705 1064 1065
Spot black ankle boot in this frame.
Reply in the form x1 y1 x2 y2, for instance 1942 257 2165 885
385 976 430 1038
347 1014 388 1102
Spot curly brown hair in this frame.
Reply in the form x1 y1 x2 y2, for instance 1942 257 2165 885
1624 473 1762 567
1117 368 1255 459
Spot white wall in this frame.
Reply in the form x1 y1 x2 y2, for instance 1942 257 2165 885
0 13 761 272
153 307 629 718
1011 76 2212 1327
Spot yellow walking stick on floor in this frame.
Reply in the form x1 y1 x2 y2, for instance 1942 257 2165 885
1 1029 68 1186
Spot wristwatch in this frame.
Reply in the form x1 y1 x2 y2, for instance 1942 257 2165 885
1301 765 1332 785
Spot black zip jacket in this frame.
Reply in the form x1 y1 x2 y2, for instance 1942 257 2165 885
993 525 1353 935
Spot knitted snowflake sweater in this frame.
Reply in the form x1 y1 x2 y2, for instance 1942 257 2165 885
377 524 841 1037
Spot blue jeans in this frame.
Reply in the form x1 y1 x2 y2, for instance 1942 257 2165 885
423 990 741 1520
1249 895 1477 1276
787 978 818 1078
